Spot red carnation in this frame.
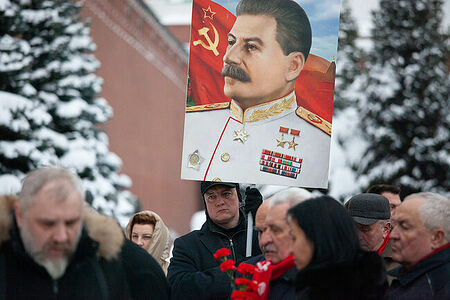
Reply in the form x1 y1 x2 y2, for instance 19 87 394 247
220 259 237 272
214 248 231 260
231 290 258 300
235 278 257 292
235 278 252 287
237 263 255 276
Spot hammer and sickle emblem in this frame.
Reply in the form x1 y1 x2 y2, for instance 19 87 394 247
193 23 219 56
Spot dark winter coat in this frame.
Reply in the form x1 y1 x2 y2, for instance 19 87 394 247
167 211 260 300
387 245 450 300
295 251 388 300
0 195 170 300
0 197 130 300
121 239 171 300
381 238 400 284
244 254 296 300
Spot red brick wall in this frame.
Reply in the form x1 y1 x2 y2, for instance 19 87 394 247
167 24 191 45
82 0 201 235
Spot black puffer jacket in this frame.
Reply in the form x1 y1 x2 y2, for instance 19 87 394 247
167 211 260 300
295 251 388 300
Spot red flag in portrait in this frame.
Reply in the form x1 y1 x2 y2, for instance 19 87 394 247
188 0 235 104
295 55 336 122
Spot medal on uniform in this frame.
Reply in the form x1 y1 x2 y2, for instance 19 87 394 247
259 149 302 179
233 128 249 144
276 126 289 148
288 128 300 150
276 135 287 148
187 150 204 170
288 137 298 150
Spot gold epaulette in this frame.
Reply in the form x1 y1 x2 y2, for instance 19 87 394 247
186 102 230 113
296 106 332 136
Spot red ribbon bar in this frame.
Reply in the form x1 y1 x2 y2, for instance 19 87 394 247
262 149 272 155
290 129 300 136
273 152 282 158
283 154 292 160
279 126 289 133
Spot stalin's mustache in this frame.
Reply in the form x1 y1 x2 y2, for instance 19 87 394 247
222 64 251 82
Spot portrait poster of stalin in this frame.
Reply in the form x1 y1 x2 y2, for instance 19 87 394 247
181 0 341 188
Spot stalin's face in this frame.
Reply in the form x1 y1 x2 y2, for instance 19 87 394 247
222 14 302 110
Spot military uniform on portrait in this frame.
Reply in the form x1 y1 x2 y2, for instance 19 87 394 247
181 91 331 187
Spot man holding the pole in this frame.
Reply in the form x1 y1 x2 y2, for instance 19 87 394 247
168 181 260 300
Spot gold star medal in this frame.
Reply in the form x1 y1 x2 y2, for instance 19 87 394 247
187 150 204 170
276 134 286 148
288 137 298 150
233 128 249 144
277 126 290 147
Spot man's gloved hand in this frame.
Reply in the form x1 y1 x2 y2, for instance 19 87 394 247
244 187 263 221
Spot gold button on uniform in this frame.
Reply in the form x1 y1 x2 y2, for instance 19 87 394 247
220 153 230 162
212 177 222 182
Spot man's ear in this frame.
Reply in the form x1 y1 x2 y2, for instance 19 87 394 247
382 221 391 239
14 201 23 228
285 52 305 82
430 228 446 250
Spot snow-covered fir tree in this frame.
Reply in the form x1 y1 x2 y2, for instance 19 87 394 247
0 0 137 225
356 0 449 195
329 0 367 199
333 0 364 112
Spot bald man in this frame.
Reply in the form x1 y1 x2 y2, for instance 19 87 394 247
388 192 449 300
255 199 271 253
244 188 311 300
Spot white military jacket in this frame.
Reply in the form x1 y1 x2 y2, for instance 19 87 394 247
181 91 331 188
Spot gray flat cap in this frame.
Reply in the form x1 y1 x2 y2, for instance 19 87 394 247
347 193 390 225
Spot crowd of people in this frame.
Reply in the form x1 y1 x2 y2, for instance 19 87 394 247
0 166 448 299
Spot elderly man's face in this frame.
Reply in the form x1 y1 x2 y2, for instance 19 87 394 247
204 185 240 229
354 221 390 252
15 180 83 278
255 200 270 252
223 14 297 109
390 197 433 269
259 202 293 264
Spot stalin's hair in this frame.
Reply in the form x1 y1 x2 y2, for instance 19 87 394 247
236 0 312 60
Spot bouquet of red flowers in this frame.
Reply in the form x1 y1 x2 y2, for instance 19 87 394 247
213 248 259 300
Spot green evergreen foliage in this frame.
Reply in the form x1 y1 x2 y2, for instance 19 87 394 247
356 0 449 195
0 0 137 223
334 0 364 111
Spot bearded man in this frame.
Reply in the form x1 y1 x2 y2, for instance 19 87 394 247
0 167 168 299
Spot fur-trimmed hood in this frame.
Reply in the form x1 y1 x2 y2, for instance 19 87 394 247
0 195 124 260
